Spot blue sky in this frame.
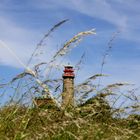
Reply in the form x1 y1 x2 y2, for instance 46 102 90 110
0 0 140 90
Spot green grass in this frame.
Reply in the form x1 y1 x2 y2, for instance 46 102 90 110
0 97 139 140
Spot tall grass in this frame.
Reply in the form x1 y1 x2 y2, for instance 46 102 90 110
0 20 139 140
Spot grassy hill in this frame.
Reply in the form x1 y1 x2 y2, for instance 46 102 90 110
0 97 139 140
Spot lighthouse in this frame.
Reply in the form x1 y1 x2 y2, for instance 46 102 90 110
62 66 75 108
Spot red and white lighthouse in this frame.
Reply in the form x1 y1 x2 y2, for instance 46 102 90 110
62 66 75 108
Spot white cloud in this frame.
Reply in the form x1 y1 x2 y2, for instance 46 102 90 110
0 16 61 69
0 17 37 68
35 0 140 43
37 0 128 28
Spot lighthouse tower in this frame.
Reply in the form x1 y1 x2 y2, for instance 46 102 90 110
62 66 75 108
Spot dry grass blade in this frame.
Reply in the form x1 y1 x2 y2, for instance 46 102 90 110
75 74 107 100
76 74 107 89
98 30 121 88
34 62 47 70
51 29 96 61
106 82 130 89
0 83 8 88
101 30 121 71
77 88 95 104
34 62 47 75
43 78 63 93
97 92 116 97
43 78 62 84
74 52 86 76
11 72 35 83
27 19 69 65
88 74 108 80
38 19 69 46
99 83 131 98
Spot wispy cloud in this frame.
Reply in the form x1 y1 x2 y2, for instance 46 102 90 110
0 16 37 68
35 0 140 43
35 0 127 28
